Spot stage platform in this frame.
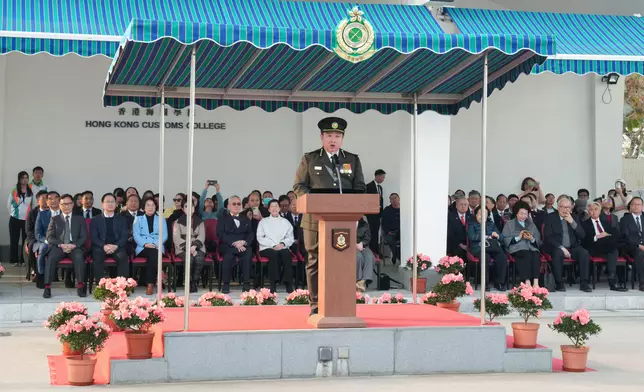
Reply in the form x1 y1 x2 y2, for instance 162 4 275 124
47 305 555 385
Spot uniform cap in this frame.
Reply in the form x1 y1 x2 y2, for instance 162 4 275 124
318 117 347 134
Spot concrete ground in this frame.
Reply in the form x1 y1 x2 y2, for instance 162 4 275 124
0 311 643 391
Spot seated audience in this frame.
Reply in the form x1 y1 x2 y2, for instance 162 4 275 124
43 194 88 298
35 192 61 287
382 193 401 264
173 198 206 293
447 197 470 261
278 195 293 221
133 198 168 295
544 193 557 214
257 199 295 293
485 195 504 232
577 188 590 201
113 188 125 213
73 193 82 208
125 187 139 199
601 197 619 229
217 195 254 293
121 194 142 257
582 202 627 292
521 193 546 231
619 197 644 292
507 194 519 215
519 177 545 205
468 190 481 214
467 206 508 291
74 190 101 218
26 190 48 279
502 201 541 287
543 197 591 292
449 189 466 213
356 216 375 292
573 197 590 222
90 193 129 283
164 193 184 218
289 198 306 261
142 190 155 202
287 191 297 204
200 182 224 220
496 194 509 218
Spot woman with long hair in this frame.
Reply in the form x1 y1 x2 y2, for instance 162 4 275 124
133 198 168 295
7 171 33 265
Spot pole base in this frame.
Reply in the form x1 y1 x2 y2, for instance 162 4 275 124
307 315 367 329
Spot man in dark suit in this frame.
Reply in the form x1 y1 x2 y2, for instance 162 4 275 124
216 195 254 293
35 191 62 287
582 202 627 291
365 169 386 255
26 190 48 281
619 197 644 292
44 194 88 298
120 194 142 257
90 193 129 283
382 193 401 264
447 197 471 261
288 199 307 287
543 197 591 292
294 117 366 315
73 190 102 218
278 195 293 223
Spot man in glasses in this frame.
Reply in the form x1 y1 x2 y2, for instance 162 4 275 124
216 195 254 293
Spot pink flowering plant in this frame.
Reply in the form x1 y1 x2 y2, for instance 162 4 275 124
285 289 310 305
508 283 553 324
405 253 432 275
549 309 601 348
93 277 138 309
44 302 89 331
421 291 439 305
110 297 166 331
159 293 187 308
473 293 511 323
241 288 278 306
56 314 111 359
373 292 407 304
356 291 371 304
0 264 5 279
434 256 465 275
196 292 233 307
427 273 474 303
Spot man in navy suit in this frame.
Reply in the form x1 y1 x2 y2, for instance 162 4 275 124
34 191 61 288
90 193 129 283
216 195 254 293
447 197 471 260
620 197 644 292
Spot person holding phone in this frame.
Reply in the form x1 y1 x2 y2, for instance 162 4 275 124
200 180 224 220
519 177 545 205
612 178 632 221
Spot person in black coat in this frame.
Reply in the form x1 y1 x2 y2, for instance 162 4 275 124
447 197 471 261
365 169 386 254
619 197 644 292
26 190 48 279
216 195 254 293
90 193 130 283
73 190 102 218
543 197 591 292
120 194 143 257
582 202 627 291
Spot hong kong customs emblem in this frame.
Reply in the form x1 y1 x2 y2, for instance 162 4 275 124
333 7 376 63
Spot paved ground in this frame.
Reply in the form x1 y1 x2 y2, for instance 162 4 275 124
1 311 643 391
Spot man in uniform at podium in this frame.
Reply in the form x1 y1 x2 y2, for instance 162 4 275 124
294 117 366 315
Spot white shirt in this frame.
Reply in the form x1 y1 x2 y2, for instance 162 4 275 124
256 216 294 251
231 214 241 228
104 213 114 218
83 208 93 218
50 209 61 217
591 218 605 242
458 212 467 223
326 150 337 162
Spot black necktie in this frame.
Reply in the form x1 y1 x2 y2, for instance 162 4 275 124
294 216 298 224
64 216 71 244
85 210 90 219
637 216 642 234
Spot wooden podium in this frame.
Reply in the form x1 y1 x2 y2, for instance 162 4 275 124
297 193 380 328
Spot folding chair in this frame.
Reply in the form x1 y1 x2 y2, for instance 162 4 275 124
589 256 628 289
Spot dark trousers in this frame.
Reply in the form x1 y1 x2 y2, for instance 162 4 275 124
513 250 541 282
366 214 380 254
44 247 85 286
550 246 590 283
136 248 159 285
177 250 206 280
472 249 508 285
303 227 319 310
93 247 129 281
632 248 644 288
9 217 26 263
384 232 401 263
26 239 37 275
260 248 293 285
221 247 252 285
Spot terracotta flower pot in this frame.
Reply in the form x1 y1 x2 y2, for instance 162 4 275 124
561 345 590 372
512 322 540 349
410 277 427 294
62 341 82 356
66 356 97 386
102 309 122 332
436 301 461 312
125 330 155 359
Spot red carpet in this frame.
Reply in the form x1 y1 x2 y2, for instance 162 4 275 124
48 305 586 385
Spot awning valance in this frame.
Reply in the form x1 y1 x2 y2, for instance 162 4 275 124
102 16 554 116
446 8 644 75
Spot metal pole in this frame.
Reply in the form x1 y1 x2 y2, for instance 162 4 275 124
183 46 196 331
479 52 489 324
411 93 418 304
156 88 165 301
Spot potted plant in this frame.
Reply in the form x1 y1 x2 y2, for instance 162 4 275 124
508 283 553 348
405 253 432 293
356 291 371 304
373 292 407 304
422 273 474 311
93 277 137 332
434 255 465 275
549 309 601 372
110 297 166 359
473 293 511 324
285 289 310 305
44 302 89 355
56 314 110 386
0 264 4 279
159 292 186 308
241 288 278 306
196 292 233 307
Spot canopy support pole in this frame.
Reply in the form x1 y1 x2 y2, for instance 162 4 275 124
479 52 489 324
156 88 166 301
183 46 197 331
411 93 418 304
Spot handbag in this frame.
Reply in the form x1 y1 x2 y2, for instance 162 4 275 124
541 262 556 292
486 238 502 253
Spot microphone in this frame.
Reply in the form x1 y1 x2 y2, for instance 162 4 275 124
332 154 343 195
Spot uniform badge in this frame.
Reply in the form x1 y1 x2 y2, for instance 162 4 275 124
340 163 352 174
333 7 376 64
314 166 322 170
332 229 350 251
331 122 338 129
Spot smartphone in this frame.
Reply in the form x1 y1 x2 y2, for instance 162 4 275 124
208 180 218 186
252 207 259 214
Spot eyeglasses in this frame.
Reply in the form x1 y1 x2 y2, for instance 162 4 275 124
60 202 73 206
173 198 182 202
230 202 241 206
